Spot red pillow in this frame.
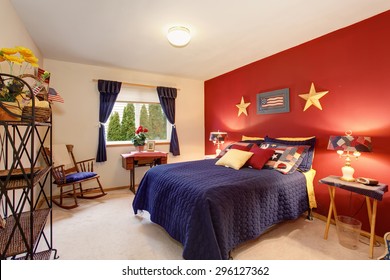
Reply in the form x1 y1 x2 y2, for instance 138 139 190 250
217 142 254 158
246 145 275 170
230 144 251 152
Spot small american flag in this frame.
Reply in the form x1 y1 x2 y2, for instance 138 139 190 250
38 68 50 83
31 68 50 96
48 87 64 103
261 96 284 108
32 85 43 95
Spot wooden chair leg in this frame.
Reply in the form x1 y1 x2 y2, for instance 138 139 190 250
52 185 79 209
59 186 63 206
96 177 106 196
78 182 84 198
72 183 78 206
76 177 107 199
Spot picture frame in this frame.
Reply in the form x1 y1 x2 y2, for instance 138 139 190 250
256 88 290 114
147 140 155 152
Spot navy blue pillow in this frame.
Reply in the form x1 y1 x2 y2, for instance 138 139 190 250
241 139 265 146
66 172 97 183
264 136 316 172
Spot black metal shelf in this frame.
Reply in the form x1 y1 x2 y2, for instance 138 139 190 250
0 73 57 260
0 121 51 126
1 166 51 190
16 249 53 260
0 209 50 258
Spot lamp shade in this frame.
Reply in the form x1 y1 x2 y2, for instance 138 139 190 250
167 26 191 47
327 135 372 152
209 131 227 142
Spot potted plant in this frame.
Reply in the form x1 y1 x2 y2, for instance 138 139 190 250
132 125 148 151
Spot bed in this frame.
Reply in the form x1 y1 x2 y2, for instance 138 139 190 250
132 136 317 260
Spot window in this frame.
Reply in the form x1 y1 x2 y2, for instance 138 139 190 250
104 87 170 145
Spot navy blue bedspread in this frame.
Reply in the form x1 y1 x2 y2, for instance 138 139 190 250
132 159 309 260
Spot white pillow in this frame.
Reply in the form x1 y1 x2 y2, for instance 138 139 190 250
215 149 253 170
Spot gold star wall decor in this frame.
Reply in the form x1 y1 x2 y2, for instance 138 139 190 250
236 96 251 116
299 82 329 111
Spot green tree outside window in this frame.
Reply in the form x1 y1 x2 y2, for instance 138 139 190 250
107 112 122 141
120 103 135 140
106 102 168 143
148 104 167 140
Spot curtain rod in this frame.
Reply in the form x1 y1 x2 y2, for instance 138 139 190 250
92 79 180 90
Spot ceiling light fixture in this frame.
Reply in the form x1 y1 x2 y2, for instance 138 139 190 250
167 26 191 47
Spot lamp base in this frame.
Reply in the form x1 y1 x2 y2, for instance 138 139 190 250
340 177 356 182
340 165 355 182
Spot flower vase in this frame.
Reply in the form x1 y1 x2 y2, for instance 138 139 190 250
136 145 145 152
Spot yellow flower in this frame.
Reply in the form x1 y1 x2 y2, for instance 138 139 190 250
0 45 41 102
23 55 39 67
0 48 18 55
4 54 24 65
0 46 39 74
16 46 34 57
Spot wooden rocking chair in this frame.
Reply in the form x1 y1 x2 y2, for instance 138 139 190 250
43 144 106 209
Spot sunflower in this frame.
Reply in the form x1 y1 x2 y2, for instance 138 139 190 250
0 46 41 102
0 46 39 75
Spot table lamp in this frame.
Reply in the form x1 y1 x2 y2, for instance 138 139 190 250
327 130 372 181
209 131 228 155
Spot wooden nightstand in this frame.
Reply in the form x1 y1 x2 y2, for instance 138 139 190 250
319 175 388 258
121 151 168 194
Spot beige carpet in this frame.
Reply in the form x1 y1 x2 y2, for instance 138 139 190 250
49 188 384 260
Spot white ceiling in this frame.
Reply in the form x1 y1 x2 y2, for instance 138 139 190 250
10 0 390 81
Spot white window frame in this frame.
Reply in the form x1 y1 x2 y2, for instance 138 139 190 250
104 87 171 146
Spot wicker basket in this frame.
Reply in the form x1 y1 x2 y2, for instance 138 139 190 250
22 106 51 122
0 102 22 121
1 73 51 122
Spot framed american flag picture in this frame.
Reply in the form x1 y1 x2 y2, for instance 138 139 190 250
256 88 290 114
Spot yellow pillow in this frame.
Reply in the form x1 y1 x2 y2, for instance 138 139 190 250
276 136 315 141
215 149 254 170
242 135 264 141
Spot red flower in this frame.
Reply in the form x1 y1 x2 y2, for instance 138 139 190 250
132 126 148 146
135 125 148 134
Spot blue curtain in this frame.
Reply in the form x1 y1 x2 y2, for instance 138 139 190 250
96 80 122 162
157 87 180 156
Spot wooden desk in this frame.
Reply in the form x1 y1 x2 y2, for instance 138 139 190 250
121 151 168 194
319 175 388 258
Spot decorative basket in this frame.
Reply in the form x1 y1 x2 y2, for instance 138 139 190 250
0 73 51 122
22 106 51 123
0 102 22 121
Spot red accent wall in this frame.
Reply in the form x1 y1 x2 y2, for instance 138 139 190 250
204 11 390 237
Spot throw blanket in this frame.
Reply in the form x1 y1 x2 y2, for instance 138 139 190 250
133 159 309 260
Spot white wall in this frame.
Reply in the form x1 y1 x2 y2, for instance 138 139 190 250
0 0 42 66
1 0 45 207
43 59 205 189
